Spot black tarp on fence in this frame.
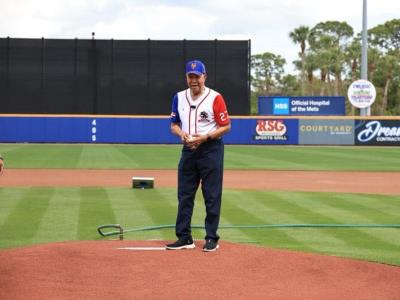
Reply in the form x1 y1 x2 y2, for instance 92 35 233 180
0 38 250 115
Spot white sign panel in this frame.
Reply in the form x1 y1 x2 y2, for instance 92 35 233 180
347 79 376 109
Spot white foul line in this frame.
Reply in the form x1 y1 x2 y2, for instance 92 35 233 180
117 246 166 251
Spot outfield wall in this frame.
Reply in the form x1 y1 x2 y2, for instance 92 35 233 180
0 115 399 146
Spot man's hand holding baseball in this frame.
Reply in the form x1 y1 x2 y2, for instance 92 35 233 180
185 134 208 150
180 132 190 144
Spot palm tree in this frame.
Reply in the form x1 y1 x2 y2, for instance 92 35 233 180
367 47 380 81
251 52 286 95
302 53 318 96
344 39 361 115
369 19 400 115
344 39 361 83
289 26 310 95
377 52 399 114
309 21 354 96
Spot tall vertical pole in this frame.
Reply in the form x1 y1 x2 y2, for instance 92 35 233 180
360 0 369 116
5 37 10 112
41 37 46 112
91 32 98 114
214 38 218 90
74 38 78 111
248 39 251 115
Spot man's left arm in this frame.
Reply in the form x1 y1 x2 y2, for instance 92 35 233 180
189 94 231 146
210 93 231 140
204 123 231 141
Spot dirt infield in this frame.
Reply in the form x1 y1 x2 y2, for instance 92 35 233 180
1 169 400 299
1 240 400 300
1 169 400 195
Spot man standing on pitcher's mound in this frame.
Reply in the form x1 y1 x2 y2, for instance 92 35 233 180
166 60 231 252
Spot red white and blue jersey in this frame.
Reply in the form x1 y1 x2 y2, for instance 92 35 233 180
170 87 230 135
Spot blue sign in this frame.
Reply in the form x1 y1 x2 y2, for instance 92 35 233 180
273 98 289 115
259 96 345 116
355 120 400 146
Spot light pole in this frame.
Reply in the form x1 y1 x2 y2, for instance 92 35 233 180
360 0 370 116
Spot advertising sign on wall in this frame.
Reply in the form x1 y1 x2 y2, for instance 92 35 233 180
258 96 345 116
347 80 376 109
299 119 354 145
251 119 299 144
2 115 399 146
355 120 400 146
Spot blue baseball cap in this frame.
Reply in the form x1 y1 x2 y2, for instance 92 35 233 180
186 60 206 76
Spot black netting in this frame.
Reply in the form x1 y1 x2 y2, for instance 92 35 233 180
148 40 185 115
43 39 76 113
215 41 250 115
7 39 42 113
0 38 250 115
108 40 149 115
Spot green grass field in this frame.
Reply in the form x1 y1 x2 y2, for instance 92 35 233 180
1 143 400 171
0 144 399 265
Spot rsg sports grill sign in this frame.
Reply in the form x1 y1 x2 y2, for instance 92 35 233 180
253 119 298 144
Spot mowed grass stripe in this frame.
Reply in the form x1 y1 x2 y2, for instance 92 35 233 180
128 189 177 240
218 191 271 244
106 188 154 227
281 192 400 251
6 144 84 169
0 188 53 248
77 188 116 240
33 188 81 245
243 191 348 251
314 193 400 248
259 191 400 263
0 188 27 227
105 188 175 240
116 145 181 169
78 145 139 169
221 190 314 251
226 190 347 251
328 194 400 222
338 193 400 213
280 146 400 170
225 149 310 170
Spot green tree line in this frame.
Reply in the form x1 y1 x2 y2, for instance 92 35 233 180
251 19 400 116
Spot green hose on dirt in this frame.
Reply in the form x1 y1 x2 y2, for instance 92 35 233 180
97 223 400 239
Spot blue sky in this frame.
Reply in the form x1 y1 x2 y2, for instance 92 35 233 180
1 0 398 73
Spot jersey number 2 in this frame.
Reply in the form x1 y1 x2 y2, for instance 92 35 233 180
220 112 227 122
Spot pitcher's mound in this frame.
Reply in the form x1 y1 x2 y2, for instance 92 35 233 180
1 240 399 300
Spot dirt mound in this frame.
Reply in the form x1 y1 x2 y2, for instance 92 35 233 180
1 240 399 300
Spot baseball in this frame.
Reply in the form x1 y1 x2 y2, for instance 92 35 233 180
187 135 194 142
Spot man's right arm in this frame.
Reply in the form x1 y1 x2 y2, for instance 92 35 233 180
171 122 189 143
170 94 189 143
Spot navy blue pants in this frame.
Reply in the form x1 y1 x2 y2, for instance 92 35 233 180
175 139 224 241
